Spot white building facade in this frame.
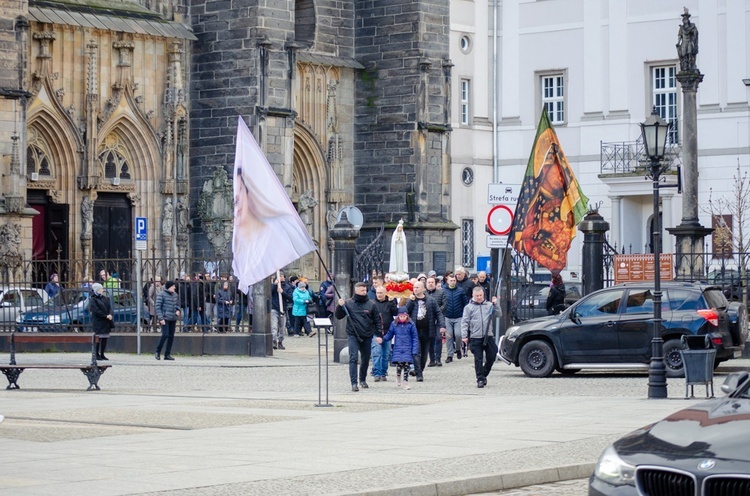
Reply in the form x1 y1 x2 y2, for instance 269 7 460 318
450 0 750 279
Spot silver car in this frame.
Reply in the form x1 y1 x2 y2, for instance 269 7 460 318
0 286 49 331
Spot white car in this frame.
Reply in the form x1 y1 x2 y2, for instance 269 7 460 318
0 287 48 331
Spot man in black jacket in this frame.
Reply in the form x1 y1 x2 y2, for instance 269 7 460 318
335 282 383 392
425 275 446 367
190 274 206 332
155 281 180 360
406 280 445 381
177 273 191 332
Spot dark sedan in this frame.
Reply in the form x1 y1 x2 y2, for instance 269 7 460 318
499 282 748 378
589 373 750 495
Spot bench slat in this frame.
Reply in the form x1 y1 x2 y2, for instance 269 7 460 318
0 365 111 370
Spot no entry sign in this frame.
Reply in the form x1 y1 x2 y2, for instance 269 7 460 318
487 205 514 236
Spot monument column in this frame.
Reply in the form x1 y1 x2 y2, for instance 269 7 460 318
667 9 712 279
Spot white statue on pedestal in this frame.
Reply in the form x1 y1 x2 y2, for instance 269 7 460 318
388 219 409 282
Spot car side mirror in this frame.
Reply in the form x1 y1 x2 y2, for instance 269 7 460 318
570 311 581 324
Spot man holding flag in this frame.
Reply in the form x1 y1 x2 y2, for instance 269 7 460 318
510 109 589 274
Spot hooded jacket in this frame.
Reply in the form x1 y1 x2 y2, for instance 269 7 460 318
335 293 383 340
382 319 419 363
460 299 501 340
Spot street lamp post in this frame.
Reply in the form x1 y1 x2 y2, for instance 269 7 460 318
641 107 671 399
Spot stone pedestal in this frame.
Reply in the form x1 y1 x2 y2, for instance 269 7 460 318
579 210 610 296
329 214 360 363
249 279 273 357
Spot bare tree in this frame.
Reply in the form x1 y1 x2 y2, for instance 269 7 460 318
703 159 750 308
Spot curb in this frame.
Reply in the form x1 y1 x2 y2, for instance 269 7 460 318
351 463 595 496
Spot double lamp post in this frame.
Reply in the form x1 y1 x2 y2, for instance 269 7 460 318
640 107 675 399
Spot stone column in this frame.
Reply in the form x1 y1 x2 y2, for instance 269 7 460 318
250 280 272 357
579 210 610 296
329 213 359 363
610 196 622 250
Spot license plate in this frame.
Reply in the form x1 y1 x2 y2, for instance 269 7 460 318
22 326 38 333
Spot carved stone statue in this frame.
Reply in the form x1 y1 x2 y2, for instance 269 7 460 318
162 198 173 237
80 195 94 241
0 223 23 270
297 189 319 234
388 219 409 282
676 8 699 72
176 197 188 233
326 204 338 231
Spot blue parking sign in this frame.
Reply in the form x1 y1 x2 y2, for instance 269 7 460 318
135 217 147 250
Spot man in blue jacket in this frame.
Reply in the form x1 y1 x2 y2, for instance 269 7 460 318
442 273 468 363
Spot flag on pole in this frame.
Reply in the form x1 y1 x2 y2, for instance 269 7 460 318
509 109 589 275
232 116 316 293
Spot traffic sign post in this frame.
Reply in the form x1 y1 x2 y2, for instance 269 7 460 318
134 217 147 355
135 217 147 251
488 183 521 205
487 204 514 236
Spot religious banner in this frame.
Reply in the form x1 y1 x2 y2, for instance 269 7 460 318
510 109 589 274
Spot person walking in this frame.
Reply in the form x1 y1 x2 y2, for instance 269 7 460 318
155 281 180 361
461 286 501 388
371 285 397 382
378 307 419 390
215 280 234 333
45 273 62 299
441 273 469 363
190 274 206 332
405 280 445 382
292 281 315 337
546 274 567 315
270 272 294 349
177 273 192 331
89 283 114 360
335 282 383 392
425 275 446 367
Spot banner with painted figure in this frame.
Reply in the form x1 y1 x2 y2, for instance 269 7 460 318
232 116 316 294
510 109 589 275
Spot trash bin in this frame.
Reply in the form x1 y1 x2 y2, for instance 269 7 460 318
680 334 716 399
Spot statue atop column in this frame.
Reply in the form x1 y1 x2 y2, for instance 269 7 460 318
676 8 698 72
385 219 413 300
80 195 93 241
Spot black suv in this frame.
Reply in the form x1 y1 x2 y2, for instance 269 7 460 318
499 282 748 378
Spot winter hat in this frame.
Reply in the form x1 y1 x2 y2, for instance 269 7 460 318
91 283 104 293
398 306 408 315
165 281 176 290
427 270 437 277
298 281 307 289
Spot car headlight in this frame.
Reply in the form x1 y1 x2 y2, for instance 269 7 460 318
48 315 61 324
15 315 22 324
505 325 521 339
594 446 635 487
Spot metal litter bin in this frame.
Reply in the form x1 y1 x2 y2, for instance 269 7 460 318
680 334 716 399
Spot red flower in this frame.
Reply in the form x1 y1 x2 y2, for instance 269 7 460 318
385 281 414 293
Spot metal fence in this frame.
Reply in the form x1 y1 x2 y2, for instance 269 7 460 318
0 251 260 334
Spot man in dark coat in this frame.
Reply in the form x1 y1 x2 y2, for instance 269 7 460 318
190 274 206 331
89 283 113 360
177 273 192 331
335 282 383 392
442 274 469 363
155 281 181 360
425 275 446 367
546 274 567 315
406 280 445 382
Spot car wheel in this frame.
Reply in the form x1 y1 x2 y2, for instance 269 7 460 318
519 340 556 378
663 338 684 378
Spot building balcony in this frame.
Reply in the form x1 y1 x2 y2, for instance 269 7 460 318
600 136 682 176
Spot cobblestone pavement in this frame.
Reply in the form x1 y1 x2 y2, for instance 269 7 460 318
475 478 589 495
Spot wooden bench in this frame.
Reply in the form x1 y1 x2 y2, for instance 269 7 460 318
0 332 111 391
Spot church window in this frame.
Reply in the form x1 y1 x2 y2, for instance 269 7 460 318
26 144 53 177
98 148 131 180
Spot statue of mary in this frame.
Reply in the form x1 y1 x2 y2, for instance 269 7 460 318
388 219 409 282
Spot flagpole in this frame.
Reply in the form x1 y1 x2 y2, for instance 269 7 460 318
276 270 283 315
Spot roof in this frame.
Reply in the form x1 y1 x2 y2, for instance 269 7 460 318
28 0 197 40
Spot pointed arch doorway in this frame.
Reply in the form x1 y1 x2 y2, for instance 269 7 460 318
291 123 328 280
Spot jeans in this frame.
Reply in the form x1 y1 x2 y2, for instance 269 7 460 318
292 315 311 336
371 338 392 377
156 320 177 357
271 309 286 342
347 334 372 385
445 317 462 357
182 307 190 326
412 334 432 379
431 333 443 363
190 309 206 328
468 337 498 383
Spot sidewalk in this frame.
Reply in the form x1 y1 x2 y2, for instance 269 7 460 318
1 336 745 496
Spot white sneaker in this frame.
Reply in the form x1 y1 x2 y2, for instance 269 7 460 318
402 383 411 390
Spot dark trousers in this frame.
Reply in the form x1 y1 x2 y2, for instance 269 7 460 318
431 333 443 363
293 315 311 336
412 334 432 379
156 320 177 357
347 335 372 385
469 337 498 383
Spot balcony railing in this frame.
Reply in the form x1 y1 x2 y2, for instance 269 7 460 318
600 136 682 174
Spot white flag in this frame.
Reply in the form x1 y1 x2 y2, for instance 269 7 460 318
232 116 316 293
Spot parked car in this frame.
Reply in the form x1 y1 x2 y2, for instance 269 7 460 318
0 286 48 331
589 372 750 495
511 281 582 322
16 287 147 332
499 282 748 378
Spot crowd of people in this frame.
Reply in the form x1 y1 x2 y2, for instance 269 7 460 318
336 267 501 391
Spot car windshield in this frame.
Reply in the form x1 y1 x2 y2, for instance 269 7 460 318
45 289 87 308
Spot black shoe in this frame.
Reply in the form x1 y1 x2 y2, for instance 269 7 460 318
436 361 442 367
427 361 436 367
409 370 416 377
273 341 278 350
445 356 453 363
96 354 103 360
155 352 160 360
164 356 175 361
352 384 359 392
416 376 424 382
277 342 285 350
477 380 485 388
457 350 462 359
360 381 369 389
99 355 109 361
